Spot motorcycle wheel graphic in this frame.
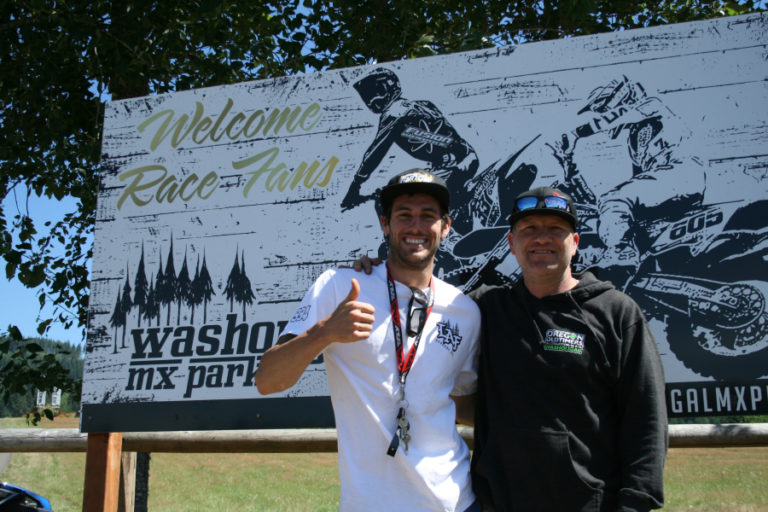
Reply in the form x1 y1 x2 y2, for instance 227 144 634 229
661 280 768 380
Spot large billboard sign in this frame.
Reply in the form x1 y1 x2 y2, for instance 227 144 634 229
81 13 768 432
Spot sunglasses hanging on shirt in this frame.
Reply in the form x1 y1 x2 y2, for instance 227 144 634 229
407 288 428 337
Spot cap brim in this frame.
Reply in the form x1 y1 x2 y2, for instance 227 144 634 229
380 183 450 212
508 208 578 229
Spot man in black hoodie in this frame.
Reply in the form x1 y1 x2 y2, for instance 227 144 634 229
469 186 668 512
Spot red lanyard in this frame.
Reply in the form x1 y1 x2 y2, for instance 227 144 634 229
385 264 435 457
386 264 435 385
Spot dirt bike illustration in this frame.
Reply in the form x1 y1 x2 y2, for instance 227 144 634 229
453 163 768 380
572 185 768 380
435 136 539 287
546 75 768 380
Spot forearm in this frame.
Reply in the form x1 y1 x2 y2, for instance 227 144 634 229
257 277 373 394
356 124 397 180
254 323 333 395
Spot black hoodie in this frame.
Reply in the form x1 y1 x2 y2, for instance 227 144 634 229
470 271 667 512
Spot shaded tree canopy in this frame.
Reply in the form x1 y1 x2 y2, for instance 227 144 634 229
0 1 763 399
0 331 83 422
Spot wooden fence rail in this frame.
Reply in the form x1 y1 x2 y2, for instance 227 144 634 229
2 423 768 453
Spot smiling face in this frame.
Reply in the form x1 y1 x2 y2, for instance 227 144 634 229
508 213 580 292
380 193 450 274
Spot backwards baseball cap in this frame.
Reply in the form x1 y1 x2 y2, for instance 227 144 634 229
379 169 450 214
508 186 578 229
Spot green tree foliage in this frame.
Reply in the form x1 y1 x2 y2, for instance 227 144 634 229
300 0 762 64
0 334 83 421
0 1 763 404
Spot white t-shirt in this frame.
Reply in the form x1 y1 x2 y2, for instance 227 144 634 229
281 264 480 512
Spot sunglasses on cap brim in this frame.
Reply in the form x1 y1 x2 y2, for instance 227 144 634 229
514 195 570 212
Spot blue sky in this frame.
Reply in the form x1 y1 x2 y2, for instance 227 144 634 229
1 192 86 347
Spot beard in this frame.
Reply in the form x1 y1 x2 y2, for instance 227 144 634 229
386 237 438 272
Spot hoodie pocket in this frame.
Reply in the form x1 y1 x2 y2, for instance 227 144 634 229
475 425 603 512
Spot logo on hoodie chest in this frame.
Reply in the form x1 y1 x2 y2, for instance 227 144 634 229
543 329 585 354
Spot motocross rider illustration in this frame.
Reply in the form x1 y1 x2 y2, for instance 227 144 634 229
341 68 480 234
550 76 706 282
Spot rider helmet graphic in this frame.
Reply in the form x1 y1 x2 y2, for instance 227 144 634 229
342 68 479 236
353 68 403 114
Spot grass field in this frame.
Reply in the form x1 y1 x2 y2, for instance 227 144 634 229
2 416 768 512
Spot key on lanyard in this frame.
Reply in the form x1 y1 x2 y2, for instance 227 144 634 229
386 406 411 456
398 408 411 454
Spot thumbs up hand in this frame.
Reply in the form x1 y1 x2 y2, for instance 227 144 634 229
254 279 376 395
317 278 375 343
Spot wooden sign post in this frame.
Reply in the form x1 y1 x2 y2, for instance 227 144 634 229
82 432 123 512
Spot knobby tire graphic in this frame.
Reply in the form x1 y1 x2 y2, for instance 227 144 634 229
666 311 768 380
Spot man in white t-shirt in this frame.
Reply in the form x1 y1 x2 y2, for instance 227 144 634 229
255 169 481 512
